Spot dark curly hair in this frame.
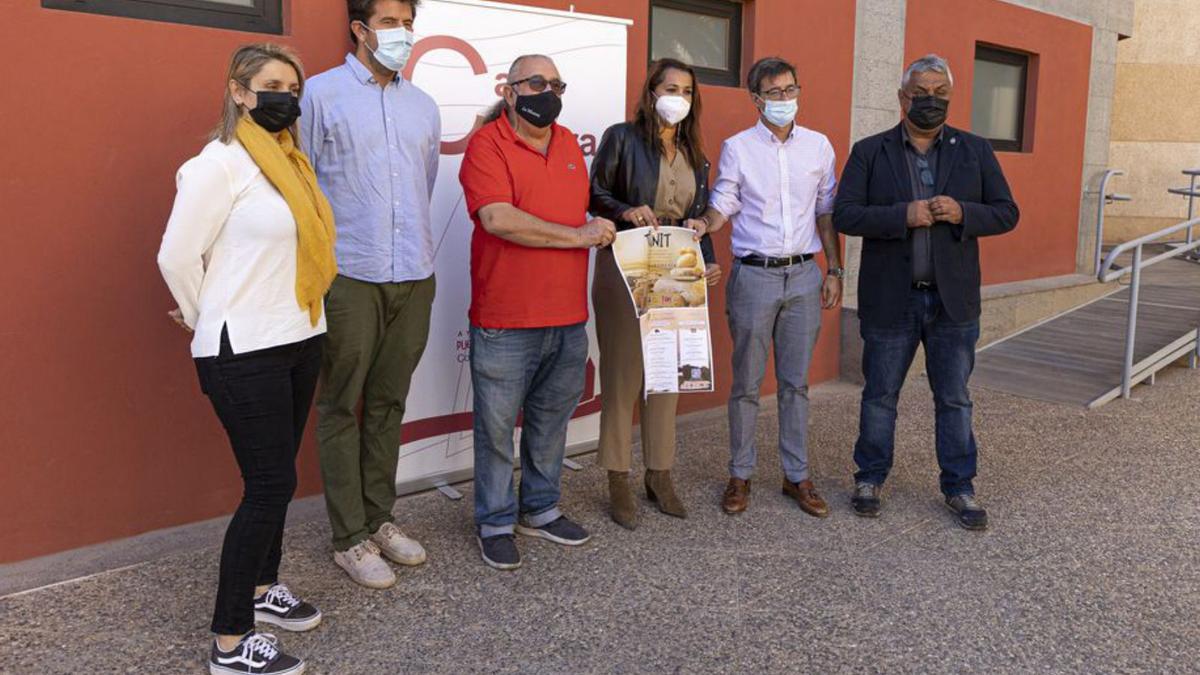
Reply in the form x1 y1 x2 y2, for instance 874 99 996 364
347 0 421 45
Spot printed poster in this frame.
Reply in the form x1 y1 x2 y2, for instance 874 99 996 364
611 227 715 395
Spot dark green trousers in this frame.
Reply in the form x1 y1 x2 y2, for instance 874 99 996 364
316 274 435 551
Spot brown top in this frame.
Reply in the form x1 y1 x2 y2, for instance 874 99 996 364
653 150 697 221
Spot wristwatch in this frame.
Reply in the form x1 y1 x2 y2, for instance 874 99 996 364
827 266 845 279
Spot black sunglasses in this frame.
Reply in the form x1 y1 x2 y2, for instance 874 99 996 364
508 75 567 95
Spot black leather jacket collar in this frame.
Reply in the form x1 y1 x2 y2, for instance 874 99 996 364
589 122 716 263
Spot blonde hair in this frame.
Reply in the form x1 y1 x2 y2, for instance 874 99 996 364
212 43 306 143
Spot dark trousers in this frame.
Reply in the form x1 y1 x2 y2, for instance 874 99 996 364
196 329 323 635
316 274 435 552
853 288 980 497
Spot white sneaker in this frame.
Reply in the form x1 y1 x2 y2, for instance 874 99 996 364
333 540 396 589
369 522 427 566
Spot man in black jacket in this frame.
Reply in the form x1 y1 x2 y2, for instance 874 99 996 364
833 54 1018 530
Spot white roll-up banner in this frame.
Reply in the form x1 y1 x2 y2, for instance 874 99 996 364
394 0 630 493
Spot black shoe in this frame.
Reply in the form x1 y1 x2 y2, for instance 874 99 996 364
515 515 591 546
477 532 522 570
945 493 989 531
851 482 882 518
209 632 304 675
253 584 322 632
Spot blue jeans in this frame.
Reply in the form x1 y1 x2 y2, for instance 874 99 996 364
470 323 588 537
853 289 980 497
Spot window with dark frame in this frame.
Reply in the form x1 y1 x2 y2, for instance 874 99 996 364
649 0 743 88
972 44 1030 153
41 0 283 35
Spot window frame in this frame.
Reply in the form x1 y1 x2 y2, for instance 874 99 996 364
41 0 283 35
973 44 1030 153
648 0 743 88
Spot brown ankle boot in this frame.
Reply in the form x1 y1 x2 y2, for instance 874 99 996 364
645 470 688 518
608 471 638 530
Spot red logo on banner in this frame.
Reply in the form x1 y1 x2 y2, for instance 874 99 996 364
403 36 488 156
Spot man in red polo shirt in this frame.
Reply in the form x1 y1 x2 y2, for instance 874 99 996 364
459 54 616 570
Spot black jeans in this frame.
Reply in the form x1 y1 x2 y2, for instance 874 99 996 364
195 329 322 635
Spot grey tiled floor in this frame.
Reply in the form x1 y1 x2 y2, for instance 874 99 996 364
2 369 1199 674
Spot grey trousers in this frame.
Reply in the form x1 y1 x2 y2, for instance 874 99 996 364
726 259 823 483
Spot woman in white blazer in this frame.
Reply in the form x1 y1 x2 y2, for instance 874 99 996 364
158 43 336 675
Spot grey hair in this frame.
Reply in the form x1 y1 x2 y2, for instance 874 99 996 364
508 53 552 80
901 54 953 88
483 54 554 123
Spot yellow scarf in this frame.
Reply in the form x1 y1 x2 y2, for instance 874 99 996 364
236 116 337 326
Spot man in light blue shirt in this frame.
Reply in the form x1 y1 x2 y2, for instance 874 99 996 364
300 0 440 590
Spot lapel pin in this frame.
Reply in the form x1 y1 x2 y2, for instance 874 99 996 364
950 138 957 145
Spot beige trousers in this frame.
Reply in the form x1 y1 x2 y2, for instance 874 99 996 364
592 248 679 472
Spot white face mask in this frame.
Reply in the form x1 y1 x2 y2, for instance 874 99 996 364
655 94 692 126
761 98 798 127
365 25 414 73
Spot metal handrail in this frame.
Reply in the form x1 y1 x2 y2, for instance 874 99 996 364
1097 215 1200 398
1169 168 1200 245
1092 169 1132 276
1098 217 1200 282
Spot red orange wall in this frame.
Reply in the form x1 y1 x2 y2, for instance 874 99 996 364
0 2 349 564
0 0 855 563
905 0 1093 284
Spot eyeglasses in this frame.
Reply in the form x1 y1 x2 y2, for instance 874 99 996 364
508 75 568 95
915 155 934 188
757 85 800 101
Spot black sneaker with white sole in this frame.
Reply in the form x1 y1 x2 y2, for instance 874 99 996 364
515 515 591 546
254 584 322 632
478 532 522 570
209 631 304 675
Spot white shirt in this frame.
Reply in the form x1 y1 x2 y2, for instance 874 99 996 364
709 121 838 258
158 139 326 358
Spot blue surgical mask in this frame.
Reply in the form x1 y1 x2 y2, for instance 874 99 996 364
761 99 798 127
366 25 414 72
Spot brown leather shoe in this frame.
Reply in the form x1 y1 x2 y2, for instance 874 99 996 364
782 479 829 518
721 478 750 515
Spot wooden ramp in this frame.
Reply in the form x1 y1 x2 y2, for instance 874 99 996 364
973 255 1200 407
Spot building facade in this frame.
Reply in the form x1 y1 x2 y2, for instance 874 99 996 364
1106 0 1200 243
0 0 1132 564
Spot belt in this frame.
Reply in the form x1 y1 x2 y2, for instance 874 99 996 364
912 280 937 290
738 253 814 268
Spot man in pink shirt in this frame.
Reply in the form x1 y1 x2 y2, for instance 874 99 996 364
691 57 844 517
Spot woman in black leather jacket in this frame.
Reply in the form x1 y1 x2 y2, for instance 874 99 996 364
589 58 721 530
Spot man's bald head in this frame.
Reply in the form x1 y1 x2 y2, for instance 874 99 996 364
508 54 557 83
483 54 563 125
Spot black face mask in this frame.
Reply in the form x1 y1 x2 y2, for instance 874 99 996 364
249 91 301 133
513 91 562 129
906 95 949 131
